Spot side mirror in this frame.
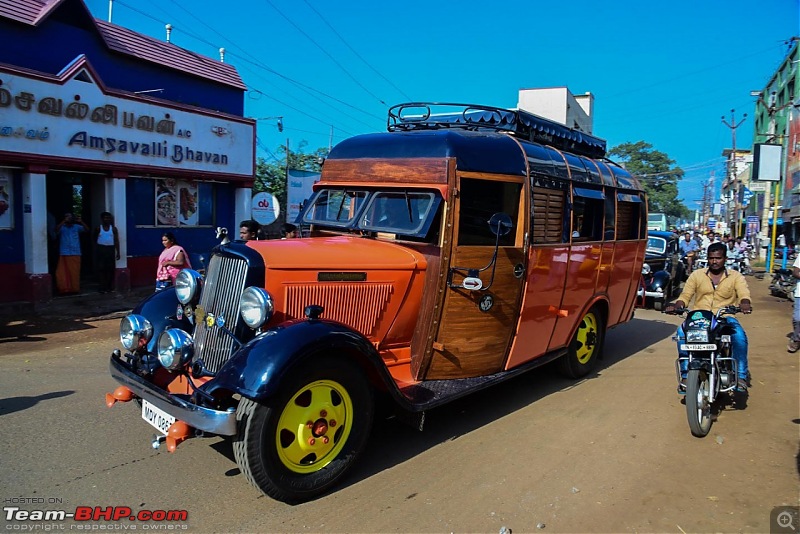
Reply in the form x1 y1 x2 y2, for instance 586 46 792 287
488 213 513 236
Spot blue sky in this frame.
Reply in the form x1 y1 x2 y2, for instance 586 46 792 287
85 0 799 211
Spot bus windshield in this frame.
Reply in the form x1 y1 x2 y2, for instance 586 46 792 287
301 188 442 240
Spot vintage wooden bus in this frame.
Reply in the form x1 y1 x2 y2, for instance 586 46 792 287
106 103 648 503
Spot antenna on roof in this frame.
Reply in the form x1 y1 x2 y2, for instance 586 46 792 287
108 0 113 22
165 24 173 43
219 48 226 63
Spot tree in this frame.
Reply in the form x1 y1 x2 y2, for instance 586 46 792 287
608 141 690 221
254 140 328 209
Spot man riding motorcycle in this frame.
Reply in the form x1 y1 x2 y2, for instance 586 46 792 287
679 232 700 274
665 242 752 393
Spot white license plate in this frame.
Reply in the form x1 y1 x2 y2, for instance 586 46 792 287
680 343 717 351
141 399 175 435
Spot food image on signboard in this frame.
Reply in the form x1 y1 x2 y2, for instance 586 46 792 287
156 191 177 226
0 185 8 217
179 186 198 225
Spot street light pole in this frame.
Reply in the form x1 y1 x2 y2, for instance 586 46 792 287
721 109 747 237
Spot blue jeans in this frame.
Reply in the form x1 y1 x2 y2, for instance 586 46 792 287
793 297 800 341
676 317 749 379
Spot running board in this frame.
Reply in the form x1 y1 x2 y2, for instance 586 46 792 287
395 349 567 414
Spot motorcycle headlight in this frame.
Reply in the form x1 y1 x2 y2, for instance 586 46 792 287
175 269 202 305
239 287 274 329
156 329 194 370
120 314 153 350
686 330 709 343
641 263 652 275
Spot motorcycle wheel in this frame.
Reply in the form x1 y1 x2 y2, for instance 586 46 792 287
686 369 713 437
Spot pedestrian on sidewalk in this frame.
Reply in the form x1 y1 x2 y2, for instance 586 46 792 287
94 211 120 293
788 254 800 353
55 212 89 294
155 232 191 292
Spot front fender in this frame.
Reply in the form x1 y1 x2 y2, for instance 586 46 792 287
131 288 193 352
649 271 671 290
208 319 393 402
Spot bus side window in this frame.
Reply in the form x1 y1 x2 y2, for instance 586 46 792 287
571 190 604 241
532 187 566 244
604 194 616 240
616 201 643 239
458 178 521 246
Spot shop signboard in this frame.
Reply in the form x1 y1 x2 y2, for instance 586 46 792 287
0 62 255 177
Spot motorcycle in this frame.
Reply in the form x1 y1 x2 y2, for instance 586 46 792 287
669 306 746 437
769 268 796 300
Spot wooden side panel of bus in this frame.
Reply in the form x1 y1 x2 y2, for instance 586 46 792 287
322 158 448 184
411 159 457 379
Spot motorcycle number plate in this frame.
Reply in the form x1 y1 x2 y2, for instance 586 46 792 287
680 343 717 351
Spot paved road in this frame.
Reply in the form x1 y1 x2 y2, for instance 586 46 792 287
0 275 797 533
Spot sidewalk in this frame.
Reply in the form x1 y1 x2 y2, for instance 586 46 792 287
0 285 154 340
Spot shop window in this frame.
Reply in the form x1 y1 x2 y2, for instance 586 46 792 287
0 169 13 230
134 178 214 227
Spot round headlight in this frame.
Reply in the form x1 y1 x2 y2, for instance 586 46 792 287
157 329 194 370
120 314 153 350
239 287 274 329
641 263 652 275
175 269 202 305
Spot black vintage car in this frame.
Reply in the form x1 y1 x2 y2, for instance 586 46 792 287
637 230 685 310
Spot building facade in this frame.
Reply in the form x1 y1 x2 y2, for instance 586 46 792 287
0 0 255 304
749 38 799 242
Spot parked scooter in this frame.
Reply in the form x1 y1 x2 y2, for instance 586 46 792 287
667 306 747 437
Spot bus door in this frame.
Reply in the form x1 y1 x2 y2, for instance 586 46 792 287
421 174 526 380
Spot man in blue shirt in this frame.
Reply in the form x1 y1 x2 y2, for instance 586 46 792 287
55 212 89 294
679 232 699 273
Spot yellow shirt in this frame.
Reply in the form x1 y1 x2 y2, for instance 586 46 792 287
676 268 751 314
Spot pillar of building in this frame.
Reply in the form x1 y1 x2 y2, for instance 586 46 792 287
109 174 130 293
235 186 252 232
22 167 51 302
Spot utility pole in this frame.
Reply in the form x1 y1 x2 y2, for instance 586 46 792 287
285 138 290 183
721 109 746 237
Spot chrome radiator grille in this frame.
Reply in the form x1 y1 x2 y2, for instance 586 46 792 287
193 254 249 373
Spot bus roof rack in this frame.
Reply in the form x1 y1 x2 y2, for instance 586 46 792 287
387 102 607 159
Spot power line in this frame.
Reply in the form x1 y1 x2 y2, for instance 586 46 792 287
264 0 389 107
301 0 412 102
117 0 384 130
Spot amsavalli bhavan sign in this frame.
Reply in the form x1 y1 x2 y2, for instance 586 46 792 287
0 63 254 177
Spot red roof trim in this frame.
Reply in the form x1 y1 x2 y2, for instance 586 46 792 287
0 0 246 90
0 57 255 124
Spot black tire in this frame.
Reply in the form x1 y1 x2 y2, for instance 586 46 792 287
233 357 374 503
558 307 604 378
654 298 664 312
686 369 712 437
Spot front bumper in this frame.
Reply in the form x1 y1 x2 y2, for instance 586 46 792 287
109 352 237 436
637 287 665 299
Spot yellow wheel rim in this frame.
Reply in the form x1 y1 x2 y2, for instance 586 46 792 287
275 379 353 474
575 312 599 365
